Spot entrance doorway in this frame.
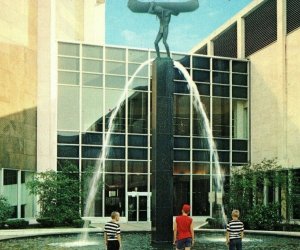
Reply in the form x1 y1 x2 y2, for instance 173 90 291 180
127 192 150 222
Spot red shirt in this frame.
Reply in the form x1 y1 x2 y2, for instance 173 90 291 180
176 215 192 240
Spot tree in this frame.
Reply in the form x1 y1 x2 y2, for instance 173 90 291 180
26 163 81 226
0 195 12 227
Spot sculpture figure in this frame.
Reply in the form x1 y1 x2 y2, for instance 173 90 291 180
128 0 199 58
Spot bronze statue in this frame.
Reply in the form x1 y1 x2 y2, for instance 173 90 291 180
128 0 199 58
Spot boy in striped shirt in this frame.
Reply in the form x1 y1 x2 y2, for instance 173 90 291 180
104 211 121 250
226 209 244 250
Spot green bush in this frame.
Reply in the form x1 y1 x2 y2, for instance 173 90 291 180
72 219 90 228
0 196 12 225
36 217 56 227
6 219 29 229
244 203 281 230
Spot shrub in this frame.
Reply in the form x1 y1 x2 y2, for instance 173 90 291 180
36 217 56 228
72 219 90 228
6 219 29 229
0 196 12 225
244 203 281 230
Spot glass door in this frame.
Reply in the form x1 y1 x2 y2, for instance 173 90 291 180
127 192 149 221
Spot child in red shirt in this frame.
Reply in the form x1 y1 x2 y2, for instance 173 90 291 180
173 204 195 250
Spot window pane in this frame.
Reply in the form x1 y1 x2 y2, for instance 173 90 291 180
232 61 247 73
58 57 79 71
128 161 148 173
4 169 18 185
128 49 148 63
58 86 80 130
193 175 210 216
82 73 103 87
193 96 210 136
232 99 248 139
58 42 79 56
174 150 190 161
128 91 148 133
232 74 247 86
213 85 229 97
105 174 125 216
128 135 147 147
232 86 248 99
57 145 79 157
213 72 229 84
128 148 147 160
212 98 230 137
82 88 103 132
58 71 79 85
105 75 126 89
173 162 190 174
106 61 125 75
128 174 147 191
105 47 126 61
192 56 210 70
213 59 229 71
193 70 210 83
58 131 79 144
173 175 190 215
174 136 190 148
105 89 126 132
105 160 125 172
82 133 103 145
82 146 102 158
193 150 210 161
174 95 190 136
82 45 103 59
128 63 148 77
82 59 103 73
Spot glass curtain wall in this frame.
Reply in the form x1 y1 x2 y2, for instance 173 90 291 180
57 42 249 219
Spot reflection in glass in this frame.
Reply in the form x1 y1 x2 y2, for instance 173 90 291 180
128 49 148 63
82 45 103 59
193 175 210 216
212 98 229 137
128 91 148 133
173 162 190 174
81 146 102 158
58 131 79 144
173 175 190 215
192 56 210 70
58 71 79 85
105 160 125 172
82 133 103 145
82 59 103 73
174 94 190 136
58 57 79 71
58 42 79 56
128 161 148 173
105 75 126 89
232 99 248 139
105 47 126 61
193 96 210 136
82 73 103 87
105 174 125 216
105 89 125 132
128 174 147 191
128 63 148 77
58 86 80 130
105 61 126 75
82 88 103 132
192 163 210 175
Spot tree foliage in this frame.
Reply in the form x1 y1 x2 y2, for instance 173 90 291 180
26 163 81 226
0 195 12 226
225 158 290 230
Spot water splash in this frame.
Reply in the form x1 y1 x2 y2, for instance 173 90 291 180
80 58 155 242
173 61 227 225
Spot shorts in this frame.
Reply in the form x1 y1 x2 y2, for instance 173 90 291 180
176 237 192 249
107 240 120 250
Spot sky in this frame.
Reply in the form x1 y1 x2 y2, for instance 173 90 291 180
105 0 252 53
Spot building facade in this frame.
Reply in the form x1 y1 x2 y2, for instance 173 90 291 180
192 0 300 219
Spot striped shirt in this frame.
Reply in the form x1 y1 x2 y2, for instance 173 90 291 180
226 220 244 240
104 221 121 241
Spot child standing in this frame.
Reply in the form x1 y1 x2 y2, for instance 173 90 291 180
173 204 195 250
104 211 121 250
226 209 244 250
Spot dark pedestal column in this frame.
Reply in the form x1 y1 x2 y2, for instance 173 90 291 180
151 58 174 244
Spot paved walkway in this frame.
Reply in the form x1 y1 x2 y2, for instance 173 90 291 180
1 222 299 241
